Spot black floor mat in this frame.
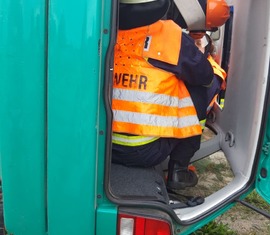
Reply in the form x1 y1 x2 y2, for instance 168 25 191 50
110 163 169 204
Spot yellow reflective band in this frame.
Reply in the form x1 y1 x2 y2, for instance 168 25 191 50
112 133 159 146
220 98 225 108
200 119 206 130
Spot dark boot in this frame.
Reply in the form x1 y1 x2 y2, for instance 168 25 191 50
167 161 198 190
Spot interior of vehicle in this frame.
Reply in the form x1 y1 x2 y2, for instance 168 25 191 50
107 0 270 224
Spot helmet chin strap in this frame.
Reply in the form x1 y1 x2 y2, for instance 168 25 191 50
173 0 206 31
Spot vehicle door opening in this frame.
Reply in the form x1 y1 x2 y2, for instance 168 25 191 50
106 0 270 224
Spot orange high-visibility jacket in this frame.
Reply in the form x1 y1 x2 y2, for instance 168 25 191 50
112 20 202 139
207 55 227 113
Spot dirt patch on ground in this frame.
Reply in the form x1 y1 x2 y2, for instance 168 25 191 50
217 206 270 235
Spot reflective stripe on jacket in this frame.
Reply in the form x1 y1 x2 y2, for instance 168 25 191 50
112 20 202 139
208 55 227 80
112 133 159 146
207 55 227 112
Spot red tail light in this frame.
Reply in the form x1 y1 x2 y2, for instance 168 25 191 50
118 213 172 235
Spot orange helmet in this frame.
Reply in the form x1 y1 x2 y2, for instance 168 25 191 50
170 0 230 31
205 0 230 30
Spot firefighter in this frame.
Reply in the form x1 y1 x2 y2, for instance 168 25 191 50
194 34 227 113
167 0 230 125
112 0 229 190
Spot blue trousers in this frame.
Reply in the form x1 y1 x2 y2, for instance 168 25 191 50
112 135 201 168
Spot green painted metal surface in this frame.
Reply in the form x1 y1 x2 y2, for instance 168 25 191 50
0 0 47 234
256 106 270 203
96 0 115 205
96 205 117 235
46 0 107 234
0 0 117 234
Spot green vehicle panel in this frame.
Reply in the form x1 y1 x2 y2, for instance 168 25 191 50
0 0 270 234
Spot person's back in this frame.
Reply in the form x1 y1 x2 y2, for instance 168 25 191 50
112 0 229 191
113 20 207 139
